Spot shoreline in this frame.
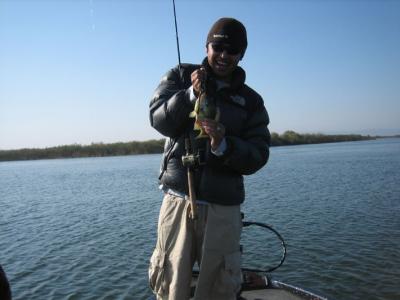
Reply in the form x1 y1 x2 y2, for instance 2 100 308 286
0 132 394 162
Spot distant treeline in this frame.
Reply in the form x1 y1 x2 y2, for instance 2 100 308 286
270 130 374 146
0 131 375 162
0 140 165 162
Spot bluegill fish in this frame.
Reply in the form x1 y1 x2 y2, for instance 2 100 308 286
189 91 220 139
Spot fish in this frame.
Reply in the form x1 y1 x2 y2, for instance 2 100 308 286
189 90 220 139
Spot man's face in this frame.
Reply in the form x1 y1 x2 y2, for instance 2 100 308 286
206 42 242 79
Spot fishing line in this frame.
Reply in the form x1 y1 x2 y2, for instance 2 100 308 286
89 0 95 31
171 0 286 275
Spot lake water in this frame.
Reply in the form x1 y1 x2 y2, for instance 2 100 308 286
1 138 399 300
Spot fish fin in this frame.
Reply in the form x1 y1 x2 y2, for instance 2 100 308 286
194 122 201 130
189 98 200 118
196 128 209 139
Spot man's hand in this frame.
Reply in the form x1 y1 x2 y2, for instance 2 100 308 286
191 68 206 97
200 119 225 150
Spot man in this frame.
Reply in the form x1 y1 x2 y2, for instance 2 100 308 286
149 18 270 300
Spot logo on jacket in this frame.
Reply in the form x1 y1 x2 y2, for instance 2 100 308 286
230 95 246 106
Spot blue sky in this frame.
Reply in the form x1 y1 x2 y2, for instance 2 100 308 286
0 0 399 150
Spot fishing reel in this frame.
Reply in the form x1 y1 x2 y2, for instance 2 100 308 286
182 149 206 168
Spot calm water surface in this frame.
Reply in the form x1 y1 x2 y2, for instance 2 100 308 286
1 139 399 300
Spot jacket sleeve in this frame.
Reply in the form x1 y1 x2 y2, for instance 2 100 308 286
149 67 194 138
222 102 271 175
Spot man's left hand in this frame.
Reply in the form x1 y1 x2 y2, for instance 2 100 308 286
200 119 225 150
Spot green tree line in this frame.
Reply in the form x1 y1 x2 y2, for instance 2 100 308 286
271 131 374 146
0 139 165 162
0 132 375 162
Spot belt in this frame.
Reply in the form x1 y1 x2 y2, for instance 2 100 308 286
159 185 208 205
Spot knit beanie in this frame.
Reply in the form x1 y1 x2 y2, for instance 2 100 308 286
206 18 248 56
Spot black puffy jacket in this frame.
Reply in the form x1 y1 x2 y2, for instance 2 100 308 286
149 60 270 205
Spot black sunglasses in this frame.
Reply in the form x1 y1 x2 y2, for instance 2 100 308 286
210 43 241 56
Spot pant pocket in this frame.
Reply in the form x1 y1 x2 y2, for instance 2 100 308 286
215 251 242 296
149 248 169 296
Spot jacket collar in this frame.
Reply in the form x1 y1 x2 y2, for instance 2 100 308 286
201 57 246 91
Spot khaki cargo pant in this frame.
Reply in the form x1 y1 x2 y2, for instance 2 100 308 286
149 194 242 300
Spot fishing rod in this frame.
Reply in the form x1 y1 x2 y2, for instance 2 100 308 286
171 0 286 273
172 0 181 70
172 0 197 219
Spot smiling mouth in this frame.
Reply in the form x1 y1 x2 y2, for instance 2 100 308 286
216 60 229 68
